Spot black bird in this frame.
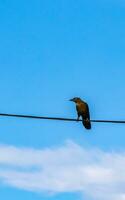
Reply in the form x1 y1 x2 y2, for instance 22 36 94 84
70 97 91 129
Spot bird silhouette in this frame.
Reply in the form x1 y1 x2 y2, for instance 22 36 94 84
70 97 91 129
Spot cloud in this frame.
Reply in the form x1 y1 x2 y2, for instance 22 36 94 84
0 141 125 199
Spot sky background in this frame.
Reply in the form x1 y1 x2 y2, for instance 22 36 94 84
0 0 125 200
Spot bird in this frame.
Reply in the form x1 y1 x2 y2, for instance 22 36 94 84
70 97 91 129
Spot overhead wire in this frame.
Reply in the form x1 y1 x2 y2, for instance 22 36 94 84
0 113 124 124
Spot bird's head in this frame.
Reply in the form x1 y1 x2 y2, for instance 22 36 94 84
69 97 82 103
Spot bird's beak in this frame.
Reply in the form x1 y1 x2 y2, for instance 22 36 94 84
69 98 74 102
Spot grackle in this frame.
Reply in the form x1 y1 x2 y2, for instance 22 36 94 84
70 97 91 129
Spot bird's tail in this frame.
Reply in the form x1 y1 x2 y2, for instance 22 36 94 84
82 118 91 129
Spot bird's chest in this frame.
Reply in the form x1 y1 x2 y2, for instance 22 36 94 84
76 103 86 114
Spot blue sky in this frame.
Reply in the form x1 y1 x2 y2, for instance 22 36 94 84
0 0 125 199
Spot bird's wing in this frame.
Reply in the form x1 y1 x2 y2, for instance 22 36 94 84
85 103 90 120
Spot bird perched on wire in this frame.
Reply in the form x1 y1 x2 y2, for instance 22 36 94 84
70 97 91 129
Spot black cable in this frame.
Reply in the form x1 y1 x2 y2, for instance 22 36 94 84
0 113 124 123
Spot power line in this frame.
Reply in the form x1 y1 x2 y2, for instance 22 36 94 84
0 112 124 124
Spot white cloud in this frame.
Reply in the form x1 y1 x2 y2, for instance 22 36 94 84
0 141 125 200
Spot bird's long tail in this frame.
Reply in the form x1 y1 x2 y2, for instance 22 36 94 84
82 118 91 129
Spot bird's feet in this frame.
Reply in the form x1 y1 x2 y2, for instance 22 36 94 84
76 118 80 122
